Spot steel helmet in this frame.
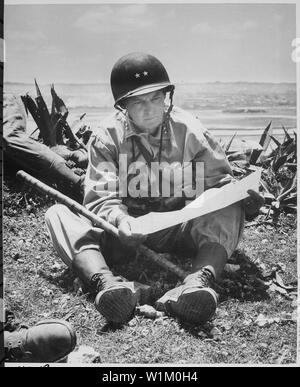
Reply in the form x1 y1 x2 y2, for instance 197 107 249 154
110 52 175 108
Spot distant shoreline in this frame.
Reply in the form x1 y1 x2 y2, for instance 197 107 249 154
4 81 297 86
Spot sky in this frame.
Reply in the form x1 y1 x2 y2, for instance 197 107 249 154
4 2 297 83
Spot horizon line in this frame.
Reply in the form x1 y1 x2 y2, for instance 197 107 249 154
4 80 297 85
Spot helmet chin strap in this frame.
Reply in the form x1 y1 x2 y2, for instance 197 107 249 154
115 104 137 129
165 88 174 119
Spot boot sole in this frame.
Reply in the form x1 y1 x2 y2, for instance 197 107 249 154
169 287 218 325
96 287 138 324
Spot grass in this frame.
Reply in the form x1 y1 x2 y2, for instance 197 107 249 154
3 170 298 365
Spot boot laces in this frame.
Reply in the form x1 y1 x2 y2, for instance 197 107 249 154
91 272 124 293
185 268 213 288
5 328 33 361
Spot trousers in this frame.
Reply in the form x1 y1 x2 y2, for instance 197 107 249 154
45 201 244 269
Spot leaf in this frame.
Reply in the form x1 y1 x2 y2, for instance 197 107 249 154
280 139 294 158
270 135 281 148
259 178 272 194
277 173 297 201
51 84 68 117
282 124 292 141
70 115 86 132
259 121 273 151
261 158 274 170
281 193 297 205
274 272 297 291
51 93 55 118
34 78 43 98
263 192 276 204
249 149 262 165
225 132 237 152
272 155 288 172
282 142 296 159
280 204 297 211
249 122 272 165
274 272 287 288
269 283 288 295
231 165 247 176
21 94 42 127
34 79 54 146
285 163 297 173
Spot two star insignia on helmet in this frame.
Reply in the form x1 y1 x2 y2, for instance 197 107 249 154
135 71 148 78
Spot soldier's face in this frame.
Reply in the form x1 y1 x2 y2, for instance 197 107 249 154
125 90 165 133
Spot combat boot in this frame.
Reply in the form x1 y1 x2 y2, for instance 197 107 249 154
93 270 139 324
156 267 218 325
4 319 77 363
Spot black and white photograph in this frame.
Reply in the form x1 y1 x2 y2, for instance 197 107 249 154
1 0 298 368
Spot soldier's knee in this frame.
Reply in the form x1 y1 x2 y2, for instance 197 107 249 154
45 204 70 224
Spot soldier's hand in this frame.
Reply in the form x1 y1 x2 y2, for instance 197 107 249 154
50 145 72 160
118 216 147 247
244 189 265 219
69 149 88 168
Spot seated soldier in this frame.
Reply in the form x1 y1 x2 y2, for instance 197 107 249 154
3 93 87 201
45 52 263 325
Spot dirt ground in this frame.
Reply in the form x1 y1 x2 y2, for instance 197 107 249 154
3 172 298 365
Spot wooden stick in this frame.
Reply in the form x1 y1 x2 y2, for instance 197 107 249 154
16 170 187 280
16 170 119 237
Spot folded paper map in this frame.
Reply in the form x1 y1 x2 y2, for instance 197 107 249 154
130 168 261 235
